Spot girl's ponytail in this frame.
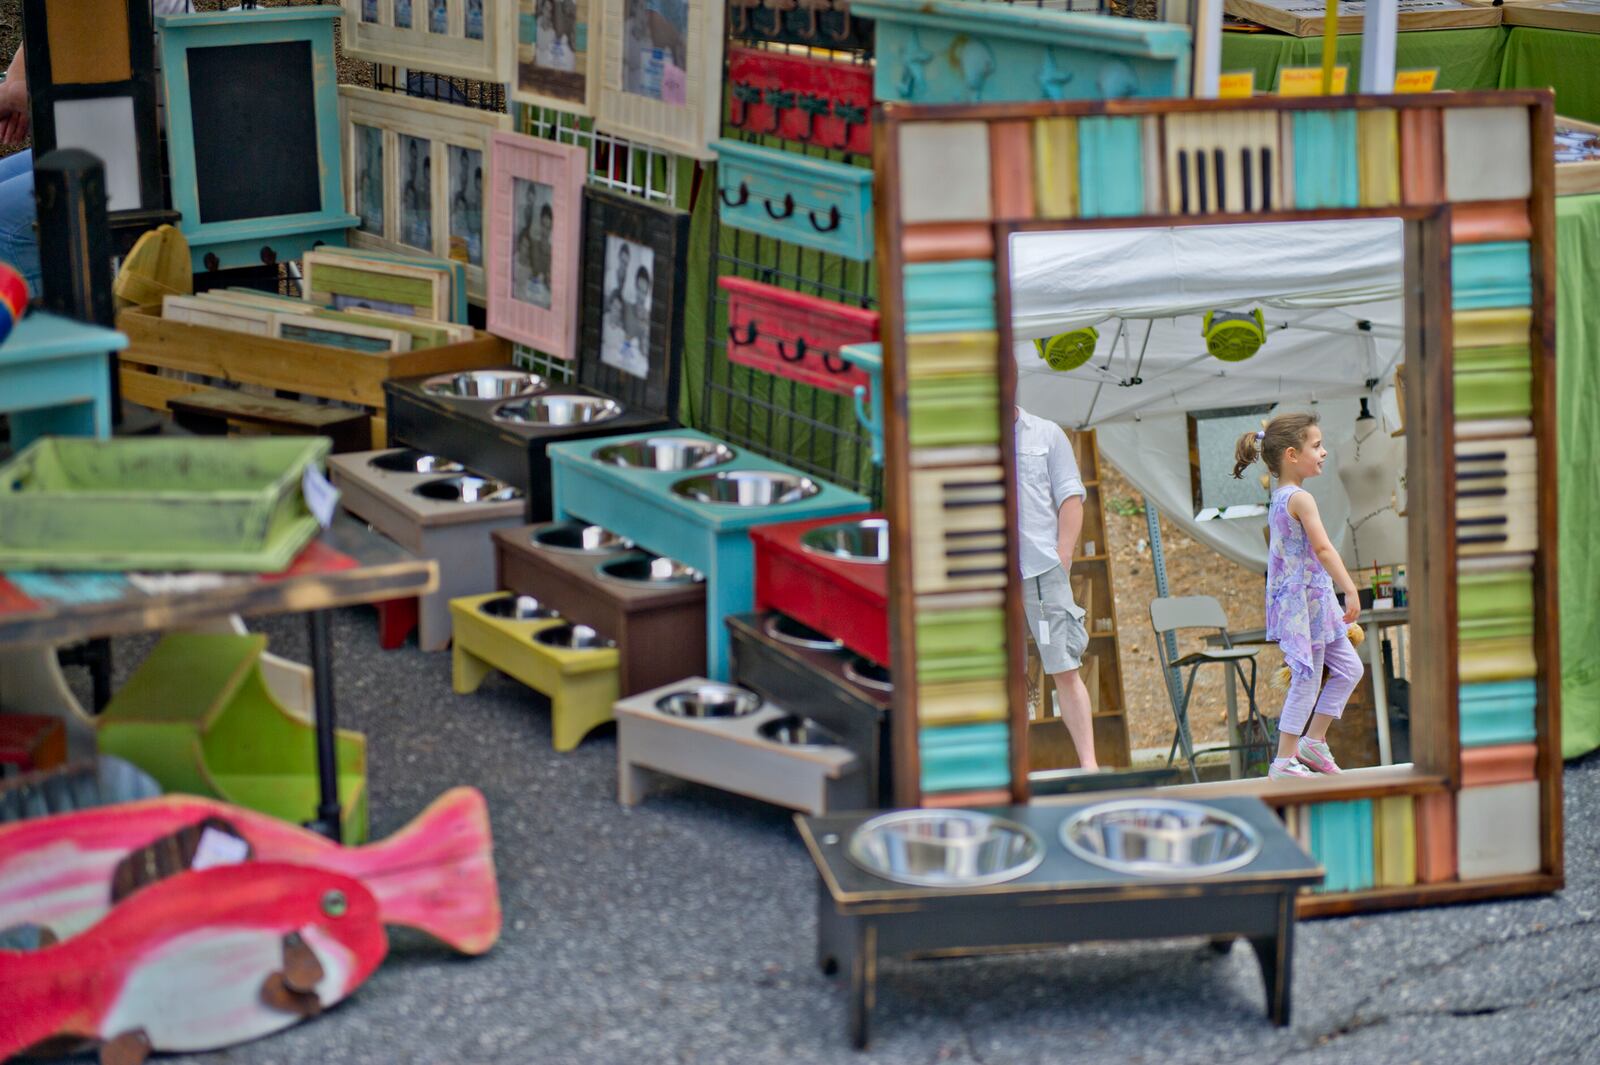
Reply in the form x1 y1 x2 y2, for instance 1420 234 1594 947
1232 430 1262 479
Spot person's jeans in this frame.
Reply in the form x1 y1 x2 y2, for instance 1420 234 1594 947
0 149 41 295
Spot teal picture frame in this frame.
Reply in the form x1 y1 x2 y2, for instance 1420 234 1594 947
158 6 358 271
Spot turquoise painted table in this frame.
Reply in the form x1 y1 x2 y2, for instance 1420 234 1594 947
0 313 127 451
548 430 870 681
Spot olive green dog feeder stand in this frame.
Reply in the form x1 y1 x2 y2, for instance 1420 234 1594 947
450 591 619 752
97 632 369 842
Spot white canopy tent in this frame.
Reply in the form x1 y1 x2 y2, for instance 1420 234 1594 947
1009 220 1409 571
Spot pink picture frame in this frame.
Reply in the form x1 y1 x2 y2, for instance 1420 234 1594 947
485 131 586 358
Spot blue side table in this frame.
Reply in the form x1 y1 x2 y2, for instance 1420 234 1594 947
0 312 127 449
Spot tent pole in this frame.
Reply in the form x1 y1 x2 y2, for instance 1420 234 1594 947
1145 496 1186 717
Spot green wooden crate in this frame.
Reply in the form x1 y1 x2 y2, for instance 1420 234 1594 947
0 436 330 571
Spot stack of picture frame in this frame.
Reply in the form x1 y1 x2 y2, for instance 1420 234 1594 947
873 89 1562 916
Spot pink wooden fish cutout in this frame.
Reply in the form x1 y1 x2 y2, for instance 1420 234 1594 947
0 787 500 955
0 863 388 1061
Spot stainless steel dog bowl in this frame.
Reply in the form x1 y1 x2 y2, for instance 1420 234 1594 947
413 475 524 503
421 369 544 400
479 594 559 620
593 436 736 471
758 714 844 749
1059 799 1262 878
800 517 889 564
764 613 844 652
671 470 821 507
494 394 623 426
530 521 631 555
369 449 466 475
533 624 616 651
847 810 1045 888
595 552 704 586
845 656 892 693
656 683 763 719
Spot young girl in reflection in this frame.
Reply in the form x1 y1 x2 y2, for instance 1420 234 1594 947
1234 412 1364 780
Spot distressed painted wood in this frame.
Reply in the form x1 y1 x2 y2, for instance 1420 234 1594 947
898 121 991 224
0 788 499 952
1458 567 1533 643
1356 109 1401 208
1372 795 1416 888
1398 106 1444 205
1291 111 1360 209
341 0 512 82
853 0 1191 105
485 131 586 358
1415 790 1457 883
0 863 387 1060
714 139 873 260
1307 798 1375 894
901 223 994 263
1450 240 1533 310
1455 437 1537 556
1460 743 1539 787
919 721 1011 793
1454 306 1533 349
720 276 880 397
908 466 1007 594
1455 344 1532 422
725 46 873 155
0 312 126 451
751 514 889 665
902 262 996 334
1450 200 1533 244
1032 117 1079 218
1443 106 1532 203
1457 780 1541 879
1460 679 1538 746
1077 116 1146 217
1164 111 1281 215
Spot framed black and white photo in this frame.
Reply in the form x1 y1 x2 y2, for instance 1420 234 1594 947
341 0 511 83
578 187 689 415
513 0 601 114
448 144 484 267
487 132 585 357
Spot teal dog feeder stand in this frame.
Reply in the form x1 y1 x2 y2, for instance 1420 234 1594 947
548 429 870 681
0 312 126 451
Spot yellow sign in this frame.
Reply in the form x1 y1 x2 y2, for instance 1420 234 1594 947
1395 69 1440 93
1277 65 1349 96
1219 71 1255 98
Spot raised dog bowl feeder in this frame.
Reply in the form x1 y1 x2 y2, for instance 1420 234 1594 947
616 677 867 815
844 657 892 693
327 449 528 651
548 429 869 681
759 714 846 749
594 437 736 472
385 343 681 522
413 475 523 504
449 591 620 752
798 798 1323 1049
728 612 891 807
495 395 624 427
846 809 1044 888
753 513 890 667
1060 799 1263 878
369 449 465 475
530 520 632 555
421 369 544 400
478 594 559 620
492 523 706 697
596 553 704 586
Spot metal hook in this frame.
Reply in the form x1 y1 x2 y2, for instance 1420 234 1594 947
808 205 840 232
764 194 796 220
729 0 750 32
729 82 763 127
821 349 850 374
729 320 759 345
760 89 794 135
720 181 750 207
827 4 853 42
755 1 785 36
777 336 808 362
797 95 831 141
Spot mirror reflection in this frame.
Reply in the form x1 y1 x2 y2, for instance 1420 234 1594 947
1010 220 1411 786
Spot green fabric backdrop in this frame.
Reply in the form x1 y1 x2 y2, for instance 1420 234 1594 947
1555 194 1600 758
1501 28 1600 123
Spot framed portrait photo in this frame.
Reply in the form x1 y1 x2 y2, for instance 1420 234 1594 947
512 0 602 114
594 0 724 158
340 85 510 304
579 187 689 417
341 0 512 83
485 132 586 357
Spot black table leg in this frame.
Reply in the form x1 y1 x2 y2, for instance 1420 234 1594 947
306 609 342 843
848 923 876 1050
1250 893 1294 1026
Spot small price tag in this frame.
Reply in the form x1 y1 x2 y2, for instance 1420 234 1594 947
191 826 251 870
302 464 341 529
1218 71 1255 98
1037 618 1051 647
1394 69 1439 93
1277 65 1348 96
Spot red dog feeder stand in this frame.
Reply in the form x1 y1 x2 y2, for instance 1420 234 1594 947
751 513 888 667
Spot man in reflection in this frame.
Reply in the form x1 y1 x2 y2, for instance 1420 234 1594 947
1014 406 1097 770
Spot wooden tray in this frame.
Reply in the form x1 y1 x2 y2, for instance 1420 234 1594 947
115 304 510 448
1224 0 1500 35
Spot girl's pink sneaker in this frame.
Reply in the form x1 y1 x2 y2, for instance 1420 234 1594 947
1296 737 1342 774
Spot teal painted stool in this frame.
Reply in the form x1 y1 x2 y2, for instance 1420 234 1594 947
0 312 127 451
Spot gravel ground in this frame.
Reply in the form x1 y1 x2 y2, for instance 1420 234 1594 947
34 607 1599 1065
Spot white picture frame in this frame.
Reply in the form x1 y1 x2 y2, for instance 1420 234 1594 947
594 0 723 159
512 0 604 115
339 85 511 305
341 0 513 83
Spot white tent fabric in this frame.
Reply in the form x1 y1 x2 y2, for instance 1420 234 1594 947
1008 220 1408 571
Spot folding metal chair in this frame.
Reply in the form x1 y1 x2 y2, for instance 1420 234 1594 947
1149 595 1271 782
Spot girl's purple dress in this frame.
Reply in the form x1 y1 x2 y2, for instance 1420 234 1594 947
1266 485 1348 680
